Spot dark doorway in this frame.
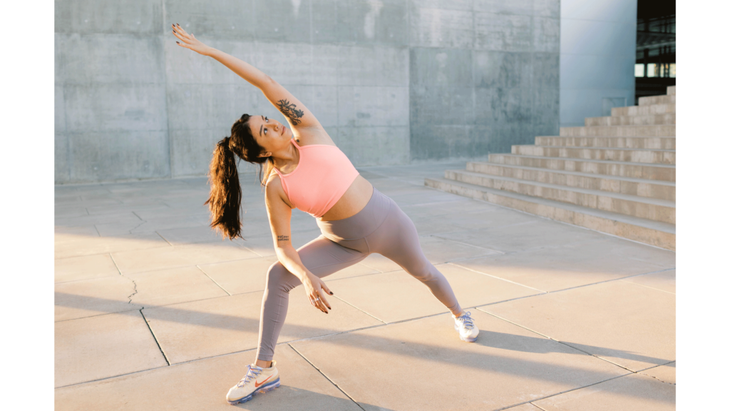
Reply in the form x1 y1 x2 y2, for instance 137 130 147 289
635 2 676 105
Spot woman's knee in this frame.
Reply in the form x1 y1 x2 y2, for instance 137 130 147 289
266 261 299 293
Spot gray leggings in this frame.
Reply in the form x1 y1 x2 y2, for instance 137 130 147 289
255 187 462 361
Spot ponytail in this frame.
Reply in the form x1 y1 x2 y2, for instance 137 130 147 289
205 136 243 240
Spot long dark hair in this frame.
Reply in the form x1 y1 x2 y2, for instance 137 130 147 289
205 114 275 240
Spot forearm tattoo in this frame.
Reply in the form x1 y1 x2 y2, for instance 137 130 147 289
276 99 304 125
277 235 290 243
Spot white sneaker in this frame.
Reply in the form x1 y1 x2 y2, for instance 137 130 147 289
453 311 479 342
226 361 280 405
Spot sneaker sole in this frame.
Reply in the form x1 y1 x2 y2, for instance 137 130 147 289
455 324 478 343
227 378 281 405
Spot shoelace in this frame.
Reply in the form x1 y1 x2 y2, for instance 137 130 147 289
237 365 262 387
456 311 474 330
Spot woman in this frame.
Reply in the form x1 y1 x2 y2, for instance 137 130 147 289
172 24 478 405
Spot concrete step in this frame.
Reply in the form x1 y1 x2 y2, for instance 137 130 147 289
559 124 675 137
489 154 675 182
667 85 675 95
612 104 675 117
535 136 675 150
512 145 675 165
639 94 676 106
442 170 675 224
424 177 675 250
465 162 675 201
584 113 675 127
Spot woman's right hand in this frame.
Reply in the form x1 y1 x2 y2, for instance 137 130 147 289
171 23 213 56
302 273 333 314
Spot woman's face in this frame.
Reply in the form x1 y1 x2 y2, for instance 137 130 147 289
249 115 290 156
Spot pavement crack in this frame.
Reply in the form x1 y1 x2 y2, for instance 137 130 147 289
109 253 138 303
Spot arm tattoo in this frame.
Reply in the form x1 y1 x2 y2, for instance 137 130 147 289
276 99 305 125
277 235 290 243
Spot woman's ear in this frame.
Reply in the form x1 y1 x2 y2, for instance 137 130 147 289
258 152 271 158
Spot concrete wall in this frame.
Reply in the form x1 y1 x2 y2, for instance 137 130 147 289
55 0 561 184
409 0 560 161
559 0 637 128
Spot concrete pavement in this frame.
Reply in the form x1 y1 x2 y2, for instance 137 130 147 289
54 162 675 410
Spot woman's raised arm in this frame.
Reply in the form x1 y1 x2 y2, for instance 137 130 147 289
171 24 322 130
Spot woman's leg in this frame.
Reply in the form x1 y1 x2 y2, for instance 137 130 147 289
255 234 368 362
366 197 463 316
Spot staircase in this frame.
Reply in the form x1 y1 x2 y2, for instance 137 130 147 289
425 86 676 251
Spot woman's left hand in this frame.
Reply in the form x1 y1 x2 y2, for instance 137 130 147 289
303 273 333 314
171 23 213 56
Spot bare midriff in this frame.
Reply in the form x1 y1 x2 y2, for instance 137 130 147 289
319 175 374 221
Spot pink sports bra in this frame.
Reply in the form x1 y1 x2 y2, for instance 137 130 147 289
271 138 360 218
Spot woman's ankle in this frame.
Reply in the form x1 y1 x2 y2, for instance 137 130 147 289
255 359 273 368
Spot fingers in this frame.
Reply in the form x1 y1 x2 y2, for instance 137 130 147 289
318 293 332 311
320 282 334 297
171 25 187 41
309 291 331 314
171 23 193 43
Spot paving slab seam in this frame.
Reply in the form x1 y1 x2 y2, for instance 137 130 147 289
288 343 367 411
54 243 174 259
275 323 391 347
502 403 549 411
476 309 643 374
331 294 387 324
424 234 507 255
324 270 387 283
117 219 148 235
239 244 267 258
619 276 676 295
464 266 675 303
139 308 170 366
113 255 267 276
55 290 268 324
53 274 120 285
195 265 233 296
358 262 397 273
155 230 174 246
492 373 633 411
447 262 547 293
53 307 143 323
534 266 676 296
55 175 211 187
636 361 676 386
54 364 172 389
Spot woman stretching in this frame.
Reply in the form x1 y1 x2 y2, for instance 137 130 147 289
172 24 479 405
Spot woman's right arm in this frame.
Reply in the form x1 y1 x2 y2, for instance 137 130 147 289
265 178 333 314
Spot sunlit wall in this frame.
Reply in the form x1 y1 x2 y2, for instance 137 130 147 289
559 0 638 128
